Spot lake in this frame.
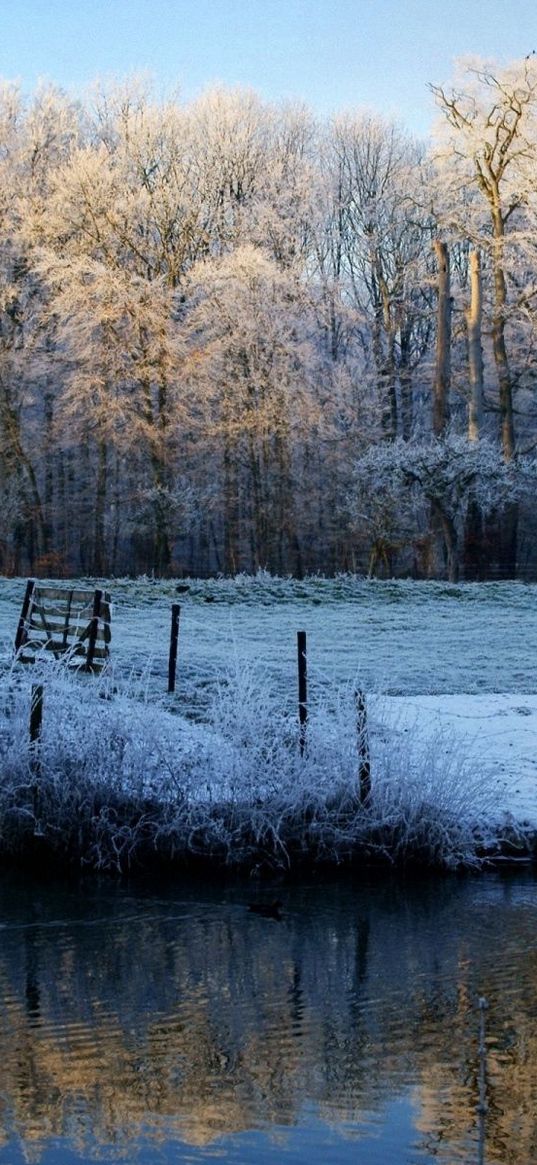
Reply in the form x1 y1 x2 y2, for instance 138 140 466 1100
0 869 536 1164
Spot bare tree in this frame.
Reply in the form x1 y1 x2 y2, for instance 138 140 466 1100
431 57 537 459
433 239 451 435
183 245 319 573
329 113 433 438
352 435 534 581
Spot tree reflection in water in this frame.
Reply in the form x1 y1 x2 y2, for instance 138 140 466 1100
0 872 536 1164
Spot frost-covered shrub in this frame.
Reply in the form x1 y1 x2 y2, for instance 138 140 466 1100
350 434 537 580
0 657 523 873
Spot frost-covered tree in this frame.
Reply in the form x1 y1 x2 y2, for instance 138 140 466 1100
183 244 322 574
35 254 184 573
430 59 537 577
0 82 80 572
351 434 534 581
255 102 318 270
187 87 269 256
31 88 194 572
431 57 537 458
328 114 433 438
1 71 537 578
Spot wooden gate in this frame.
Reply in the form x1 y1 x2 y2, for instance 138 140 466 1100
14 581 111 672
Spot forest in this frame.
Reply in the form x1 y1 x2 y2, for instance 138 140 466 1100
1 55 537 581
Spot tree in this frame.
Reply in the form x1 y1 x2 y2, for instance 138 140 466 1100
2 71 537 580
351 434 533 581
183 245 318 574
0 82 80 572
187 86 269 256
431 57 537 459
328 113 433 438
35 253 183 573
431 58 537 577
30 86 196 572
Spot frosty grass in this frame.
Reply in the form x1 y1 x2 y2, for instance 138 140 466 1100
0 574 536 871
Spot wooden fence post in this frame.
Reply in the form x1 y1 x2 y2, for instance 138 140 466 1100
168 603 181 694
29 683 43 785
15 579 35 652
355 689 371 804
297 630 307 756
29 684 43 814
86 589 103 672
30 684 43 747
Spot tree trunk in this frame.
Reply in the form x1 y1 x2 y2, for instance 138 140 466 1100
399 328 413 440
490 209 515 460
440 509 459 582
464 249 486 578
464 499 486 580
496 501 519 579
371 293 388 436
433 240 451 436
490 210 518 575
153 496 172 575
466 249 484 442
247 430 263 570
374 261 398 440
43 390 54 557
0 384 47 564
93 438 107 575
140 346 172 574
428 241 453 575
223 440 239 574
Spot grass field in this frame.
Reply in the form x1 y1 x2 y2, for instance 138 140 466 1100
1 574 536 872
2 573 536 701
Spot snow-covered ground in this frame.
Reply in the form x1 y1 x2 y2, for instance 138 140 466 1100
1 574 537 829
384 693 537 827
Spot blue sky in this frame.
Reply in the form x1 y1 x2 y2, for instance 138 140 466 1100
1 0 536 136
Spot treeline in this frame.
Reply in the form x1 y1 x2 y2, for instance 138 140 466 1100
1 58 537 580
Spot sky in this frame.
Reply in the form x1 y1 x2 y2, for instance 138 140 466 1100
1 0 537 137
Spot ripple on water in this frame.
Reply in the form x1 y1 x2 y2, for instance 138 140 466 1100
0 872 536 1164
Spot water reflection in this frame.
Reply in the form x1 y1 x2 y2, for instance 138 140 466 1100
0 872 536 1163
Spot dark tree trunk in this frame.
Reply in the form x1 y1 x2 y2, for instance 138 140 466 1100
433 239 451 436
93 439 107 576
463 498 487 580
464 249 486 577
223 440 239 574
467 249 484 441
399 328 413 440
440 509 459 582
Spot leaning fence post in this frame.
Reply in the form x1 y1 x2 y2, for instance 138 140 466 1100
355 689 371 804
168 603 181 694
86 589 103 672
297 630 307 756
15 579 35 653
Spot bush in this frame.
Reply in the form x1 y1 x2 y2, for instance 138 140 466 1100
0 656 526 873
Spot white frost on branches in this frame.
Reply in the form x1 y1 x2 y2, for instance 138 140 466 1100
350 433 537 577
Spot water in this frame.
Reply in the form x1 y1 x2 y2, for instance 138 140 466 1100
1 870 536 1164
